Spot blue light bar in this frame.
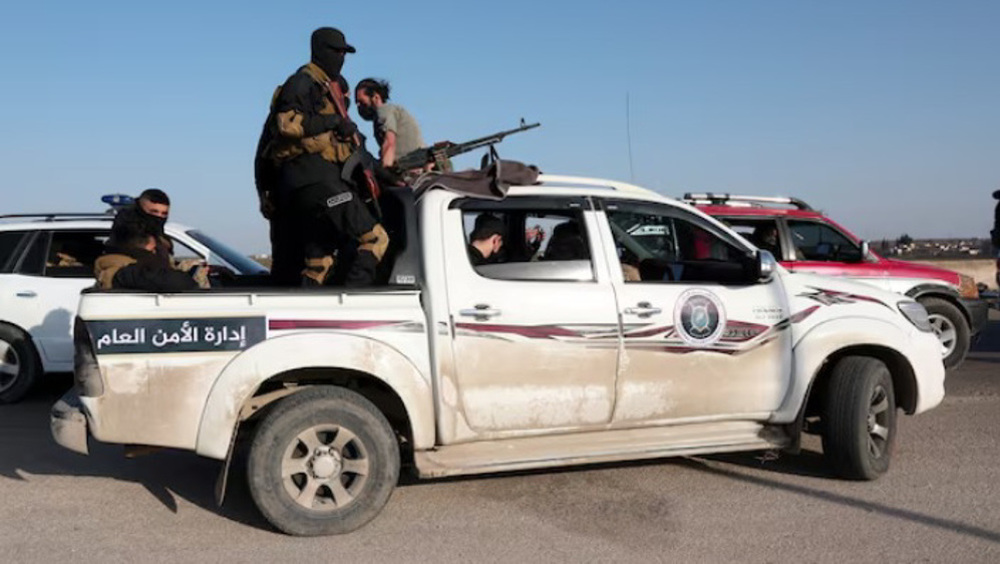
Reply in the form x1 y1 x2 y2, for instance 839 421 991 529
101 194 134 207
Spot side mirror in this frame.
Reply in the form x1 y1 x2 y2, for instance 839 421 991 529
756 250 776 283
860 241 873 262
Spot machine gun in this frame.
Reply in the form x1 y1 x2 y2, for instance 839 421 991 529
393 120 540 173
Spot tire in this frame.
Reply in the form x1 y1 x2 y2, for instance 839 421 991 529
0 325 41 404
919 297 970 370
822 356 897 480
247 387 400 536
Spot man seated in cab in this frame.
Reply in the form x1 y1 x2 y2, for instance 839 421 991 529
467 214 505 267
94 215 207 292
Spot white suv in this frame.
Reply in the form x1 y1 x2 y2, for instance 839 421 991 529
0 210 267 403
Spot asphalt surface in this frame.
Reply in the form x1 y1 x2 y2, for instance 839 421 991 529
2 313 998 563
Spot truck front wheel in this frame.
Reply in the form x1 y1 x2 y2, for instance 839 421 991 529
247 387 400 536
919 297 969 369
822 356 897 481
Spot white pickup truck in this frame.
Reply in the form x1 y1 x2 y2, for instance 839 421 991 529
52 178 945 536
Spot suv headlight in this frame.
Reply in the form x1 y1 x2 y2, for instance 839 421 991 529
898 301 932 332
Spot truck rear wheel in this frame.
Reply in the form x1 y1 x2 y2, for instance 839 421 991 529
919 297 969 370
0 325 41 404
247 387 400 536
822 356 897 481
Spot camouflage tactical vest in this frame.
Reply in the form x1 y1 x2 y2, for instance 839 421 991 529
268 63 353 165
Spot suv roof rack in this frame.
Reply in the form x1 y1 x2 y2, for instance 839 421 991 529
0 212 115 222
681 193 813 211
536 175 660 198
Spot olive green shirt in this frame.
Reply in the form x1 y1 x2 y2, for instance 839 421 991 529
375 103 425 161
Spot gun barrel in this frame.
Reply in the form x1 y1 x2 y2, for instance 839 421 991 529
444 122 540 157
394 121 541 170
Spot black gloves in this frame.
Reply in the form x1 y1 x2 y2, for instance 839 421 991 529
326 115 358 139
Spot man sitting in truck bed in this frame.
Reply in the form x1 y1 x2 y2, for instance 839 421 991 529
94 215 206 292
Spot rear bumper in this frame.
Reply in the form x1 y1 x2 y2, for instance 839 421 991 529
961 298 990 335
51 391 89 455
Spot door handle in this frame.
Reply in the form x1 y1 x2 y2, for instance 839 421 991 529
16 291 37 298
459 304 502 320
623 301 662 318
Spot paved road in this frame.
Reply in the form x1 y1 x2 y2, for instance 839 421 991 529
2 314 998 563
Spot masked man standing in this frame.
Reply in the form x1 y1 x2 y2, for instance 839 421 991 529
259 27 388 286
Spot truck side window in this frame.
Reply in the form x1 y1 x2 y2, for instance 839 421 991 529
721 219 783 260
607 206 752 284
17 232 50 276
168 238 203 265
787 220 860 262
0 231 28 272
44 231 109 278
461 208 595 282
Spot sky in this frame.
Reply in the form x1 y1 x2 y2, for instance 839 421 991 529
1 0 997 254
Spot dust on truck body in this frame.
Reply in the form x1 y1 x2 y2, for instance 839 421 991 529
53 179 946 536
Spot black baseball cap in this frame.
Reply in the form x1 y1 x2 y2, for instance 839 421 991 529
311 27 355 53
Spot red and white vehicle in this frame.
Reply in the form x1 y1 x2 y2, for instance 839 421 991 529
686 194 990 369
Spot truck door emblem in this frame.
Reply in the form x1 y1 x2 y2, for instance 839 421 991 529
674 289 726 346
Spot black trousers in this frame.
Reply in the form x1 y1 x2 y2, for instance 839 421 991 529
268 207 304 286
275 155 381 286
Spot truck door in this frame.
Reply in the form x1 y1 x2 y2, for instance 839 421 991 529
599 200 792 424
442 196 622 436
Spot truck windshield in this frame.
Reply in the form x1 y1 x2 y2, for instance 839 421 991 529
186 230 268 274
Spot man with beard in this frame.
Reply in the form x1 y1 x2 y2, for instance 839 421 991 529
259 27 388 287
355 78 426 172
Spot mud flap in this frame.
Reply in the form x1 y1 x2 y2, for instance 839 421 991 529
214 419 241 507
51 393 89 456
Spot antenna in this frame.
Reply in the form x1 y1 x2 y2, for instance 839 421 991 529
626 92 635 182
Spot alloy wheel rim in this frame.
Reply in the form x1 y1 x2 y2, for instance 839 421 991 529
927 314 957 358
281 424 371 512
866 384 891 460
0 339 21 393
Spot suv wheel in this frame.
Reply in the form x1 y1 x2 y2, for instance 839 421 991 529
919 297 969 369
247 387 400 536
0 325 41 404
822 356 897 480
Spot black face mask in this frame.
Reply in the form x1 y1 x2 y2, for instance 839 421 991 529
358 103 377 122
312 45 345 78
137 206 166 235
